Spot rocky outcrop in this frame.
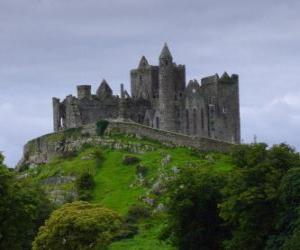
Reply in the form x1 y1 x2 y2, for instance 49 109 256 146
16 120 234 171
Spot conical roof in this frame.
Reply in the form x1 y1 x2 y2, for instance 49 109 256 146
159 43 173 59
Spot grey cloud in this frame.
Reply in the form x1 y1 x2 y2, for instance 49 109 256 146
0 0 300 166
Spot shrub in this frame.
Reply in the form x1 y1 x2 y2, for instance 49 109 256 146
122 155 140 165
76 172 95 201
125 204 151 223
93 148 104 167
96 120 109 136
136 164 148 177
32 201 122 250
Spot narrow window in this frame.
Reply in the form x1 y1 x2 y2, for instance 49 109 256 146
186 110 189 133
201 109 204 129
156 117 160 129
193 109 197 134
137 114 142 123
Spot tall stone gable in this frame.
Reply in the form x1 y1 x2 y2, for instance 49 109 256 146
53 44 240 144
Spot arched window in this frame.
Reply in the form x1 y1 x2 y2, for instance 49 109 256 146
201 109 204 130
175 106 180 130
193 109 197 134
156 117 160 129
186 110 189 133
137 114 142 123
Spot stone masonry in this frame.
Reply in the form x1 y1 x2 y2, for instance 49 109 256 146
53 44 240 143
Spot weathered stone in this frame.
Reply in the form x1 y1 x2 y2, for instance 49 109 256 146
16 121 234 171
52 44 240 144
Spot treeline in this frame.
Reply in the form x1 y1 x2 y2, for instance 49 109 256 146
0 154 53 250
161 143 300 250
1 143 300 250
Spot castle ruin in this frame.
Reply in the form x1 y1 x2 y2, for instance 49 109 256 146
53 44 240 143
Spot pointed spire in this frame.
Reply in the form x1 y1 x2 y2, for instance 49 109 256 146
97 79 112 99
159 42 173 59
138 56 149 68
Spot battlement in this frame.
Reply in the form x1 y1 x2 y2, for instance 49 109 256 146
77 85 92 100
52 44 240 144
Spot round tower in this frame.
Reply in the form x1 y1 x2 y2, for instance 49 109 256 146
158 43 176 132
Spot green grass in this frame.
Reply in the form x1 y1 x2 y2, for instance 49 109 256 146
92 150 146 214
109 216 175 250
23 133 234 249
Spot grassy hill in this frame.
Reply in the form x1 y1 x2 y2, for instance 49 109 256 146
22 133 234 249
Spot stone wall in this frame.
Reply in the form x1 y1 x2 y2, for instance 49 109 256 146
105 121 234 153
16 121 234 171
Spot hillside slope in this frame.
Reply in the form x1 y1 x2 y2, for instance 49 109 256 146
21 131 233 249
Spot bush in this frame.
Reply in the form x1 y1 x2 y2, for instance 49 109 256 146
125 204 151 223
32 201 122 250
136 164 148 177
93 148 104 167
76 172 95 201
122 155 140 165
96 120 109 136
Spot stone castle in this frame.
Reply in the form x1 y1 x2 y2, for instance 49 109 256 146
53 44 240 143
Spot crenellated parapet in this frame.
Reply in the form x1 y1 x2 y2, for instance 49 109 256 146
52 44 241 144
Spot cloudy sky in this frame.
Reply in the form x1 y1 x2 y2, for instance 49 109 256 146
0 0 300 167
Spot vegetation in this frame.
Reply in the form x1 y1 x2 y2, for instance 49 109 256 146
76 171 95 200
4 130 300 249
161 167 227 250
159 143 300 250
96 120 110 136
0 153 52 250
32 201 122 250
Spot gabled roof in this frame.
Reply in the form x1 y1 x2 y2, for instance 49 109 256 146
138 56 149 68
97 79 112 98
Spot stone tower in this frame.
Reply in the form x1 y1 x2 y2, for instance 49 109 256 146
158 43 177 132
52 44 241 144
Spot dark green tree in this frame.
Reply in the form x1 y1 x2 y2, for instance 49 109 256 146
266 167 300 249
0 153 52 250
220 143 300 250
162 166 227 250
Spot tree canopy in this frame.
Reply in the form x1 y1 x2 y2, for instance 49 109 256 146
32 201 122 250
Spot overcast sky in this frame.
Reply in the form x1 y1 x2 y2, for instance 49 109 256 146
0 0 300 167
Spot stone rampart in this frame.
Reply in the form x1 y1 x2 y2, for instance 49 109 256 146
16 121 234 171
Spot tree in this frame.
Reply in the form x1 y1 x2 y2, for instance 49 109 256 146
32 201 122 250
220 143 300 250
266 167 300 249
162 166 226 250
0 153 52 250
219 162 281 250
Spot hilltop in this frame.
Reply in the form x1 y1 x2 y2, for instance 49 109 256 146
18 120 233 249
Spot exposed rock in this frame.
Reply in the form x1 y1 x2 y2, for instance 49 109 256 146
41 176 76 185
161 154 172 167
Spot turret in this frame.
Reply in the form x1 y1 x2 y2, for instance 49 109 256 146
53 97 61 132
77 85 91 100
158 43 177 132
